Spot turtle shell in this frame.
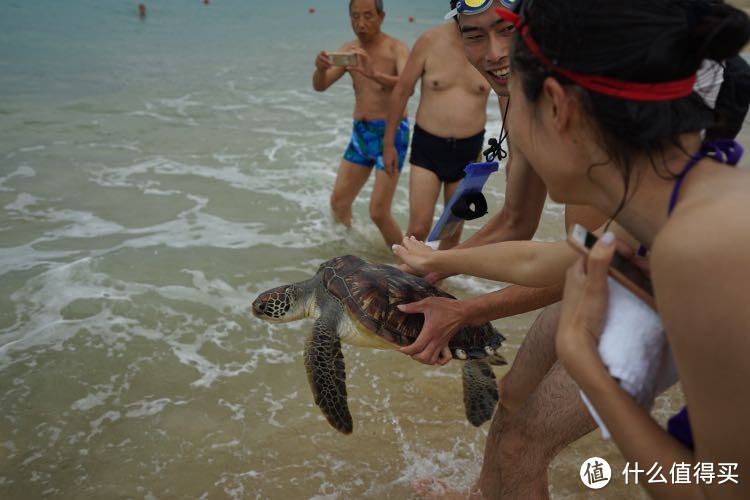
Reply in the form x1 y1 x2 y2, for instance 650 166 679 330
319 255 504 357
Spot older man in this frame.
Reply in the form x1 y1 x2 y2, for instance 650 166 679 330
312 0 409 247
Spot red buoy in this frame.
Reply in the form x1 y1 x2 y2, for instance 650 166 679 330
408 16 415 23
204 0 209 4
309 7 316 14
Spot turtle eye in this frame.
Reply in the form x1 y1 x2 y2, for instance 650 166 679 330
258 303 266 311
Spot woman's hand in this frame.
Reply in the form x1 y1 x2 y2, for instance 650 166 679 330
392 236 437 276
556 232 616 382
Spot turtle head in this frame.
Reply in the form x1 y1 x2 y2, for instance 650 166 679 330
252 283 310 323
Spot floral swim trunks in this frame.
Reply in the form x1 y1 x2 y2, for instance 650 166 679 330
343 118 410 172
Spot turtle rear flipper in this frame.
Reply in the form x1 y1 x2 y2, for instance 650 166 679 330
304 308 353 434
462 360 499 426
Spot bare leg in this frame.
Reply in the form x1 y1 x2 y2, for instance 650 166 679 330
414 303 596 499
369 169 403 247
406 165 442 241
498 303 561 413
475 362 595 499
414 363 595 500
437 179 464 250
330 159 372 227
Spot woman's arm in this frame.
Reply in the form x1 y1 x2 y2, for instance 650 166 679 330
557 235 704 500
393 236 576 287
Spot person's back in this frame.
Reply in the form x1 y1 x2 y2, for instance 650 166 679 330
498 0 750 496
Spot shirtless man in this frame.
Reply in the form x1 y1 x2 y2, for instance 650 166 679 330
312 0 410 247
397 1 605 497
383 23 490 249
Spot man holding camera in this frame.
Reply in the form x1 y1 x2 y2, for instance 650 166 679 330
312 0 410 247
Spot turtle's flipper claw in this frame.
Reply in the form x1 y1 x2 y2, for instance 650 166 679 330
462 361 499 426
305 309 353 434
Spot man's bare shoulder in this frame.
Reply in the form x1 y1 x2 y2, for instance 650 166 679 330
413 23 453 49
337 39 359 51
381 33 409 53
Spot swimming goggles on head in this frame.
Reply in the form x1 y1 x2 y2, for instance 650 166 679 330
445 0 495 20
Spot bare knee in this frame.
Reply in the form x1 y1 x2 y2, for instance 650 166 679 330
330 192 350 216
369 203 392 227
498 377 524 414
494 415 548 473
407 223 430 241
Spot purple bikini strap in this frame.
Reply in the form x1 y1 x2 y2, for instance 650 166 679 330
667 139 744 216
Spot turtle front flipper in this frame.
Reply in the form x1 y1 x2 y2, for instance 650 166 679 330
462 360 499 427
304 309 353 434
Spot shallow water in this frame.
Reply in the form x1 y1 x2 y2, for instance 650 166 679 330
1 1 746 499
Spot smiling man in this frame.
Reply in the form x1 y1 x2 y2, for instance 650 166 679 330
382 20 491 250
312 0 410 248
399 1 606 498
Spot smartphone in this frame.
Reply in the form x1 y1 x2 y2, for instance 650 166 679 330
328 52 357 66
567 224 656 308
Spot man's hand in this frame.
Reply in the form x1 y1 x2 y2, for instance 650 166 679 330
347 47 376 79
315 51 332 72
398 297 468 365
382 142 400 177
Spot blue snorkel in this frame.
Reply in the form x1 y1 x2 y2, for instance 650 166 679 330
429 0 515 241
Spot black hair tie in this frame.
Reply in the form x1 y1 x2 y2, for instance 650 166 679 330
451 192 488 220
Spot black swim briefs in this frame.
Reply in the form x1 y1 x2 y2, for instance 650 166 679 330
408 123 485 183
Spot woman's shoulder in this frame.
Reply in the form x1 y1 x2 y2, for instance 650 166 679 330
651 171 750 281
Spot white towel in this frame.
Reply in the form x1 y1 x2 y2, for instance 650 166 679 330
580 277 679 439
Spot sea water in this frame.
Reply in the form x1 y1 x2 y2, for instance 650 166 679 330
0 1 727 498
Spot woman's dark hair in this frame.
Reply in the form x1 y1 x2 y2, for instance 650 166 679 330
512 0 750 208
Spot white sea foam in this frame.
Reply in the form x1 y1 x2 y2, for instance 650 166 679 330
0 165 35 192
124 398 182 418
19 145 46 153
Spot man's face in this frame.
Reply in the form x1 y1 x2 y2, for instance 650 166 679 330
458 1 514 96
350 0 384 43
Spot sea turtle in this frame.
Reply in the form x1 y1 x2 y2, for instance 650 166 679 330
251 255 506 434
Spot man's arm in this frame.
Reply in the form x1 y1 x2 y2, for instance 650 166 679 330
348 40 409 90
460 140 548 248
399 284 563 365
383 36 428 174
312 47 348 92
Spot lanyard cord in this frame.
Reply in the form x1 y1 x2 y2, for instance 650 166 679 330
483 98 510 162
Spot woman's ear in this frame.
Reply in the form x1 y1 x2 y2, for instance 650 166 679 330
541 77 574 132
